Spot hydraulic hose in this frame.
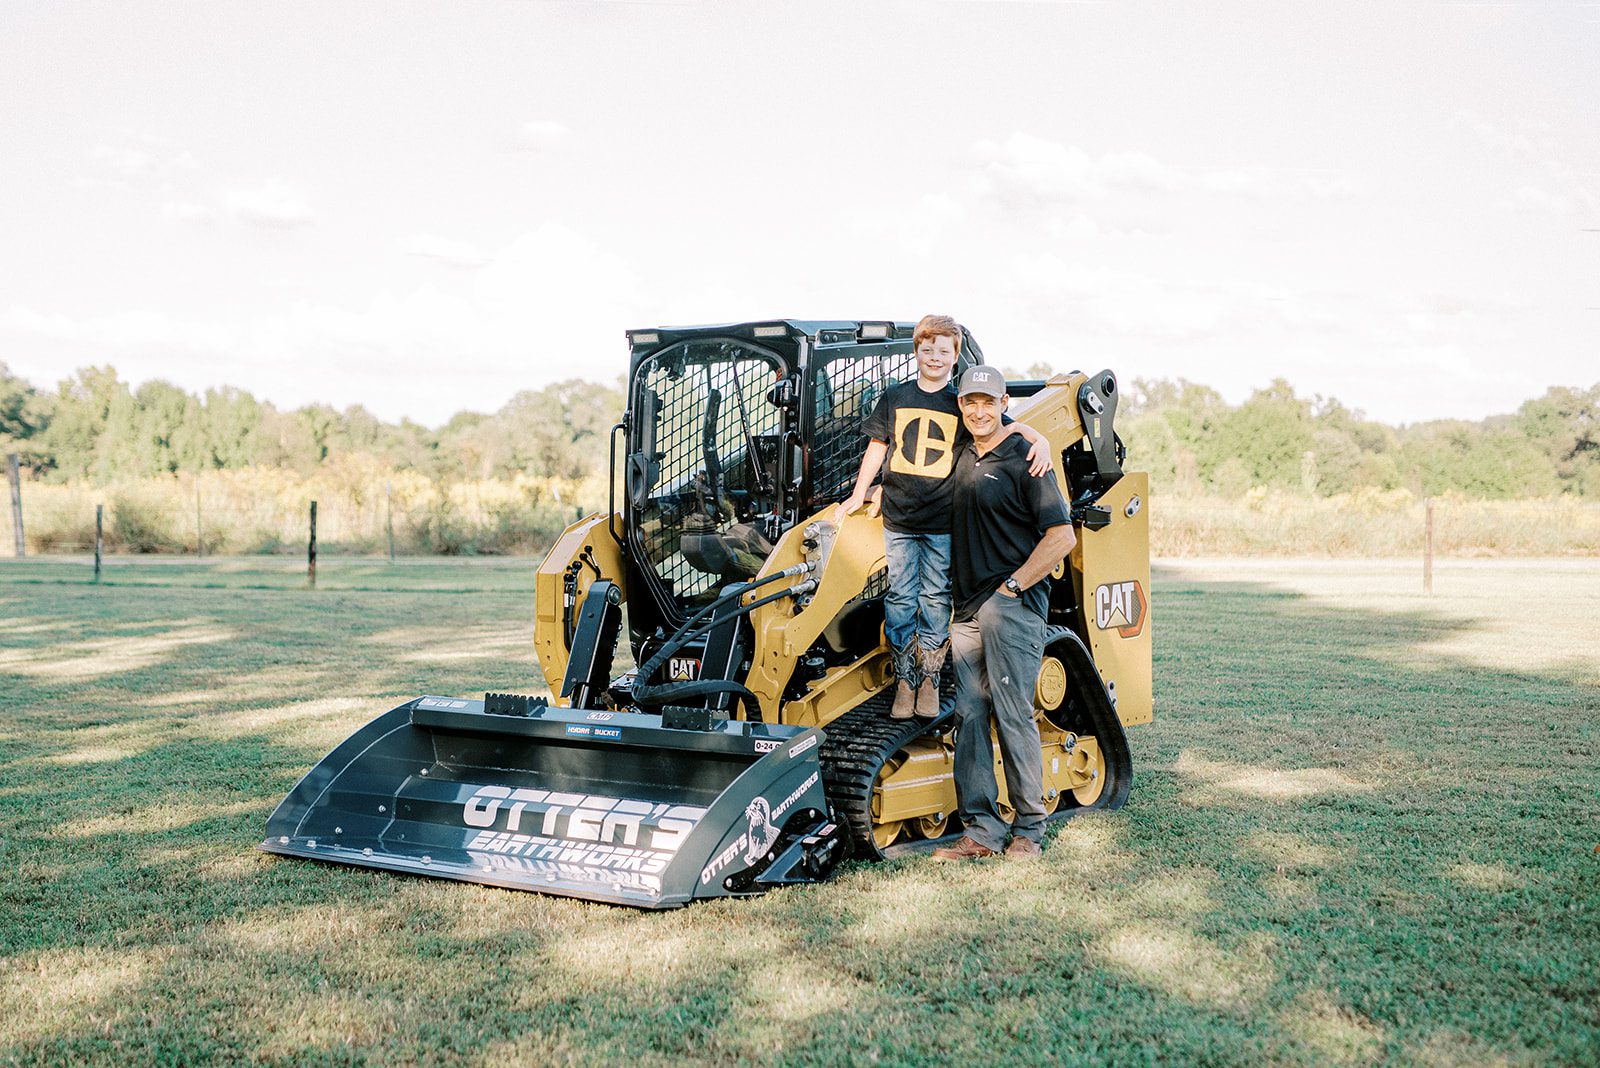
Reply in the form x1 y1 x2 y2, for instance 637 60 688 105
637 562 808 682
633 574 818 719
684 561 806 631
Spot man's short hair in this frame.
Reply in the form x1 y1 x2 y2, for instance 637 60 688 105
913 314 963 355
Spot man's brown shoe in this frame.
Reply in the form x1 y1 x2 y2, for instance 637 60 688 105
1004 837 1042 860
889 680 917 720
931 835 996 861
914 677 940 718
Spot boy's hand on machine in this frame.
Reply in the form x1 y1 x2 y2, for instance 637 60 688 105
834 488 883 522
1026 437 1051 477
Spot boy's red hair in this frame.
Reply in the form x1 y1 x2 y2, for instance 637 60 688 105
912 314 962 355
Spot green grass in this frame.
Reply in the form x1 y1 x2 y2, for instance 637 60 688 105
0 554 536 593
1 557 1597 1066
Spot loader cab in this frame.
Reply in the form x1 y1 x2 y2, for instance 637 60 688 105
620 320 982 645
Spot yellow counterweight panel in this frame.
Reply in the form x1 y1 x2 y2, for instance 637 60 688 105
744 509 889 724
1075 471 1153 726
533 512 628 703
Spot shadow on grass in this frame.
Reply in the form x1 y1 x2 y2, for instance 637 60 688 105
1 568 1597 1065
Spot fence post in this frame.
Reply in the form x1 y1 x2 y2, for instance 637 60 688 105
386 480 395 564
1423 497 1434 595
308 500 318 589
194 476 204 559
95 504 103 581
6 453 22 558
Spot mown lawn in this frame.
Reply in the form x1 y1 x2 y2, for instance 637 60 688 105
1 556 1596 1066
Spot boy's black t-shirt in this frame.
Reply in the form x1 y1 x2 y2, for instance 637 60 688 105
861 379 979 534
950 433 1071 622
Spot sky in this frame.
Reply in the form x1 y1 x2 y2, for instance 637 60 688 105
2 0 1596 428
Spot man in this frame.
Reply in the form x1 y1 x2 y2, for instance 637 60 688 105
932 365 1076 861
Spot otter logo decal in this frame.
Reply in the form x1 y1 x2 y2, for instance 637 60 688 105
699 770 820 886
1093 580 1147 638
890 409 959 479
743 797 779 865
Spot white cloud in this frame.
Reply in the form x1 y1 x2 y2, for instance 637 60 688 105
513 120 571 153
1507 184 1572 215
969 132 1350 213
992 252 1350 344
162 200 216 222
0 222 662 419
974 133 1259 205
223 181 315 229
85 133 198 184
399 233 488 268
90 143 158 181
1453 110 1598 217
75 133 200 192
1 305 240 353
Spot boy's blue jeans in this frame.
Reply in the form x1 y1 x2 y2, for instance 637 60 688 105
882 530 952 656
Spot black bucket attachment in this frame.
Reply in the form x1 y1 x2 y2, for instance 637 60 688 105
260 696 844 908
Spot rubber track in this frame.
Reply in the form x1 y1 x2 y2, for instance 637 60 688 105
818 697 952 862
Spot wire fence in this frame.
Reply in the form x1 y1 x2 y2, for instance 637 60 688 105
5 469 610 558
5 469 1600 563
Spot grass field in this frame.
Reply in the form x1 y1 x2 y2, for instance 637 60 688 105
1 557 1596 1066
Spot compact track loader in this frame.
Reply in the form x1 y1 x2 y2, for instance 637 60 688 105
262 320 1152 907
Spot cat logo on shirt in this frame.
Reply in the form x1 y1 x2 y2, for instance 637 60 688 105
890 409 959 479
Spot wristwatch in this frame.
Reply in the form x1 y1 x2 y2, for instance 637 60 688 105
1003 577 1023 597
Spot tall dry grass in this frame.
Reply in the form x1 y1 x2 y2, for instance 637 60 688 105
1155 487 1600 557
13 462 608 557
9 473 1598 558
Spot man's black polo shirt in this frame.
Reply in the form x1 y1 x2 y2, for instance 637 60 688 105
950 431 1070 623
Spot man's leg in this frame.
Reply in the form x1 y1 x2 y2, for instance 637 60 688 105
950 613 1007 852
988 595 1048 844
882 530 923 718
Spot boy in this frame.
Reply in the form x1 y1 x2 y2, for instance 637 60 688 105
835 315 1049 719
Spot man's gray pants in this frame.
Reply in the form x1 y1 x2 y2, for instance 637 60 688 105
951 591 1047 851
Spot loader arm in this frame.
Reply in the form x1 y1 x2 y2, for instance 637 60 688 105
743 509 892 725
534 512 629 702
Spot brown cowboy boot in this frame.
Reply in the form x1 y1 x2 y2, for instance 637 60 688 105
889 641 921 720
890 679 917 720
931 835 996 861
914 640 949 718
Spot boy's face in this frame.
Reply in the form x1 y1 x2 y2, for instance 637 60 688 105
915 334 959 383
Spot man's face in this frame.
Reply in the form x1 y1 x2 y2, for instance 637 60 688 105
915 335 958 381
959 392 1007 440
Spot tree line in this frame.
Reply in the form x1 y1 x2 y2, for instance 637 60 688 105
1117 377 1598 499
2 362 1596 499
0 364 626 486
